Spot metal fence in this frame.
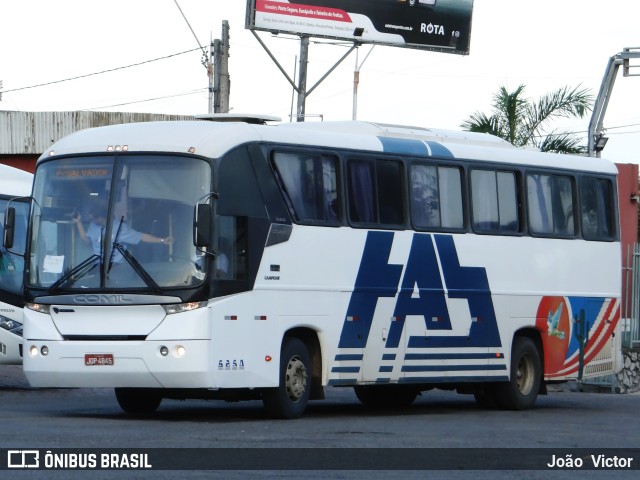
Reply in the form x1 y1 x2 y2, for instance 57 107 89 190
622 244 640 348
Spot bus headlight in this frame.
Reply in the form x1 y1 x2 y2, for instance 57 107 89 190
162 302 207 315
0 316 22 336
26 303 51 315
175 345 186 358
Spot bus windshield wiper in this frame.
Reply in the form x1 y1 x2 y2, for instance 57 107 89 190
48 254 101 293
107 216 125 274
106 216 161 293
110 243 161 294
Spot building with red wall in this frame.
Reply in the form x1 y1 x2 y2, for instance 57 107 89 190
616 163 639 320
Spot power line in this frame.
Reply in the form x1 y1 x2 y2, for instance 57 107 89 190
603 122 640 131
606 129 640 135
81 89 207 110
0 47 202 94
173 0 207 56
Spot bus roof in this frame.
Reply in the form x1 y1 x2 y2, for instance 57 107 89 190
39 119 618 175
0 164 32 197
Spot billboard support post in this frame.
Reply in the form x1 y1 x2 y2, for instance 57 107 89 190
353 45 374 120
296 36 309 122
250 29 358 121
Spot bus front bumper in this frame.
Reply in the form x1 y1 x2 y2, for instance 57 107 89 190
23 339 213 388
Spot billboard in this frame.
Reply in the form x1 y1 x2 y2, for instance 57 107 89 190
246 0 474 55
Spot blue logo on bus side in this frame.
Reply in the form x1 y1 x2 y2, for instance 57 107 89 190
338 231 502 349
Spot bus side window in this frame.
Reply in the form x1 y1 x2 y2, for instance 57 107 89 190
580 176 615 241
216 215 247 280
411 165 440 228
376 160 403 225
273 152 339 224
348 159 376 223
471 169 518 233
411 164 463 230
438 166 464 229
527 173 575 237
347 158 403 226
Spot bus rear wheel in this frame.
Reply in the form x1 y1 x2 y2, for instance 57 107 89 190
495 336 542 410
115 388 162 414
354 385 419 408
263 337 311 419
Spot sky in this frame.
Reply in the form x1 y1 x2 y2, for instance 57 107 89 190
1 0 640 164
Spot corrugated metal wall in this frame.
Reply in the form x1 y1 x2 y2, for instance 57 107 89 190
0 111 194 154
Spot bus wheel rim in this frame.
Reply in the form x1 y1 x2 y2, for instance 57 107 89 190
516 354 535 395
285 356 308 402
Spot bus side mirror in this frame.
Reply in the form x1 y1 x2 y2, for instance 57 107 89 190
3 207 15 249
193 203 212 248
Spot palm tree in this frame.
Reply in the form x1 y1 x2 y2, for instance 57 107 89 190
461 84 593 154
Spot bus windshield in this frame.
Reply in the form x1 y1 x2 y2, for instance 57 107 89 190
28 155 211 291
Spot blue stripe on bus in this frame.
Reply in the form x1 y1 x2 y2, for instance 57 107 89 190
331 366 361 373
377 137 454 158
405 353 502 360
379 366 394 373
402 364 507 372
382 353 397 360
425 141 454 158
327 379 359 386
328 376 510 386
399 375 509 384
378 137 428 156
334 354 364 361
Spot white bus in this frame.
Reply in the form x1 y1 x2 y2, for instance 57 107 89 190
0 164 32 364
17 117 620 418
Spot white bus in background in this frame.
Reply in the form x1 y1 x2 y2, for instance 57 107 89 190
0 164 32 364
16 116 620 418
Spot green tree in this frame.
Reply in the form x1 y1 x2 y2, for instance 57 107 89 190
461 84 593 154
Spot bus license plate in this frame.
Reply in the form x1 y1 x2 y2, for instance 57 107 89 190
85 353 114 366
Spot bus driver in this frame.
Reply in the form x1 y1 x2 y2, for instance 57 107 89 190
73 201 173 262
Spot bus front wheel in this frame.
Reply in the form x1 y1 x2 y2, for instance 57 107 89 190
115 388 162 414
263 337 311 419
495 336 542 410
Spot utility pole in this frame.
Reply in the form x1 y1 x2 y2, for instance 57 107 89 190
209 40 216 114
212 21 231 113
220 20 230 113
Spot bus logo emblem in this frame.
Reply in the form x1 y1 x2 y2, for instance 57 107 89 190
339 232 501 349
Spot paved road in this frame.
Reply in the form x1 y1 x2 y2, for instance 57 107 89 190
1 365 638 480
